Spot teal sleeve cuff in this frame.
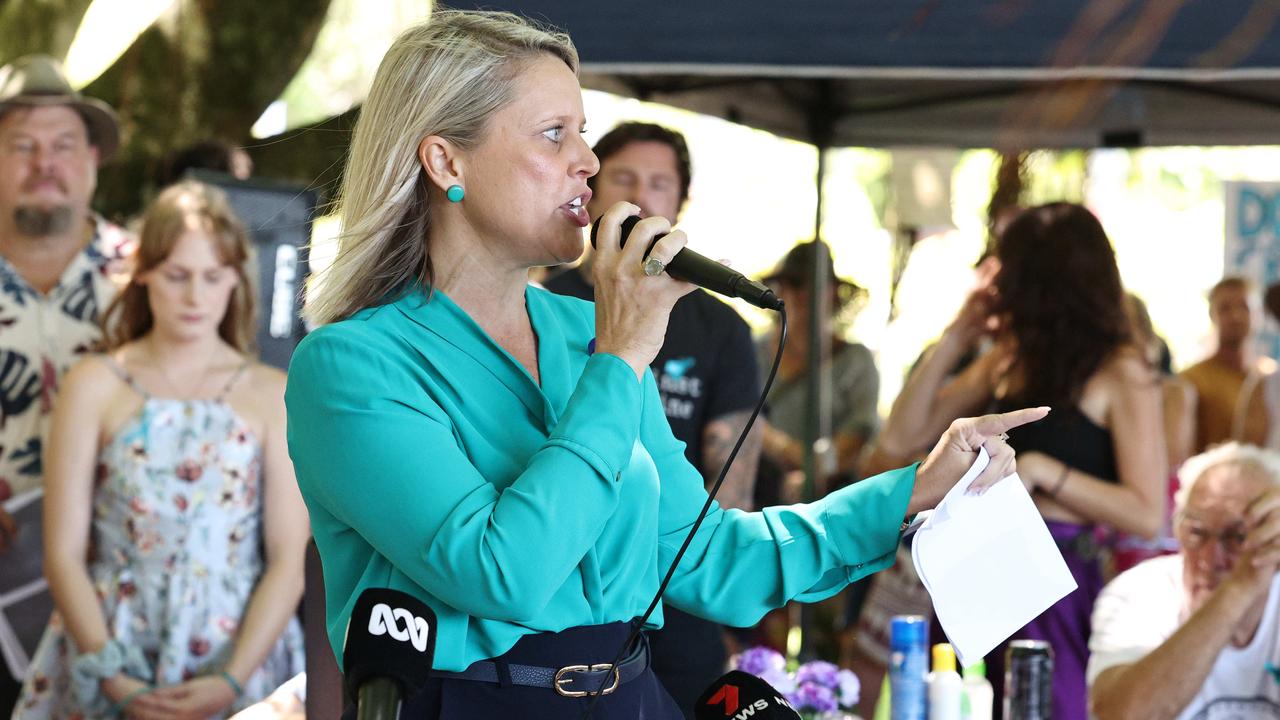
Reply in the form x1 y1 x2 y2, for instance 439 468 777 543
545 352 643 481
819 463 917 575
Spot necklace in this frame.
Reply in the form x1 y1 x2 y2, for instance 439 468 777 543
146 336 219 399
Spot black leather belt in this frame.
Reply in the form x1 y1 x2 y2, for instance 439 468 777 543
434 634 649 697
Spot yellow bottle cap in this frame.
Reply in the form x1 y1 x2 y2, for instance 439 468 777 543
932 643 957 673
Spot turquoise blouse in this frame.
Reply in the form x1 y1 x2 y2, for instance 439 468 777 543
285 285 916 671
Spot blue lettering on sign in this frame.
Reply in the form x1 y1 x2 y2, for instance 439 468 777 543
1229 185 1280 362
1233 187 1280 266
1238 188 1271 237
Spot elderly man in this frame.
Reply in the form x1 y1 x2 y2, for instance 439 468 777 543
1088 442 1280 720
0 54 130 714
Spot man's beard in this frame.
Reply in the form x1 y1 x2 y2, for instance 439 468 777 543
13 205 74 237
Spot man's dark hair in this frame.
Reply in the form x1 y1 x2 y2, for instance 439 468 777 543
1265 282 1280 323
1208 275 1254 304
155 139 238 188
588 122 691 207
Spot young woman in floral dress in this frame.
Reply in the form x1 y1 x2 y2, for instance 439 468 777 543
12 181 307 719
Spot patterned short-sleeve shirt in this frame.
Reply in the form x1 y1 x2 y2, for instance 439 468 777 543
0 217 132 501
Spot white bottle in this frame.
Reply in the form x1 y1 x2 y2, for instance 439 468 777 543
960 660 994 720
927 643 964 720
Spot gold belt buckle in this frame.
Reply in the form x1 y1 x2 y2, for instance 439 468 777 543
553 663 620 697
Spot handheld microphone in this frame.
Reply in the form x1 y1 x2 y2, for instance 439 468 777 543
590 215 784 311
695 670 802 720
343 588 438 720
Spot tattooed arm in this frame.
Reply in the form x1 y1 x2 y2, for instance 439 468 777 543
701 408 762 511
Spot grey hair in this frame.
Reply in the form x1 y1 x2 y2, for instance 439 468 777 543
1175 441 1280 514
305 10 578 326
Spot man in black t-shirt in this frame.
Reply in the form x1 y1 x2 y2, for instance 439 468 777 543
543 122 762 718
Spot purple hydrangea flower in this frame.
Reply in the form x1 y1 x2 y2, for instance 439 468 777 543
760 666 796 694
734 646 787 676
795 660 840 688
787 681 839 713
836 668 861 707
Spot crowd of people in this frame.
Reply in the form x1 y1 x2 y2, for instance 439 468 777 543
1 9 1279 720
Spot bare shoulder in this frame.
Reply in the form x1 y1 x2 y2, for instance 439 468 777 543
62 354 125 403
1099 345 1160 387
1255 355 1278 376
234 362 287 417
224 361 286 437
1163 374 1195 403
245 362 287 396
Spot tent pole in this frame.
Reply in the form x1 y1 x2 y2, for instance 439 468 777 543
798 145 832 663
799 78 836 661
802 145 828 512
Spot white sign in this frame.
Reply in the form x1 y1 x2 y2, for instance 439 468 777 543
1224 181 1280 359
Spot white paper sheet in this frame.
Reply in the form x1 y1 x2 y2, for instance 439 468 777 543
911 448 1077 666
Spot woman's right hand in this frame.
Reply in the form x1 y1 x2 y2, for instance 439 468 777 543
591 202 696 379
943 256 1000 349
910 406 1050 514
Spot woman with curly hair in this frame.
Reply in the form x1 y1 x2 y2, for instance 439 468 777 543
876 203 1166 720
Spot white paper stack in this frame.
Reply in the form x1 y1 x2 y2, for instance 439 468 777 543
911 448 1077 666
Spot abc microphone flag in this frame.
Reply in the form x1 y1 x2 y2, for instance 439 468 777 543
343 588 438 719
696 670 801 720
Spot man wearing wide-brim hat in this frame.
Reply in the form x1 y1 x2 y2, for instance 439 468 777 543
0 54 132 716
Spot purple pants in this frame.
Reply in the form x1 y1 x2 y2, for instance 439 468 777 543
933 520 1104 720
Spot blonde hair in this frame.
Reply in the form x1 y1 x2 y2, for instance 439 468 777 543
100 180 256 351
1175 441 1280 515
306 10 578 325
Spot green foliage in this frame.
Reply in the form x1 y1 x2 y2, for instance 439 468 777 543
1023 149 1087 205
0 0 93 66
9 0 338 219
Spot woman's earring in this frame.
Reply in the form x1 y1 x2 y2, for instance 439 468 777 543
446 184 465 203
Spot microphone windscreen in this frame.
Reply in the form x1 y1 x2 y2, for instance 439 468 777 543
590 215 647 250
342 588 438 699
695 670 802 720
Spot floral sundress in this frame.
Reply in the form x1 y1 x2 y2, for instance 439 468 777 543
12 357 303 719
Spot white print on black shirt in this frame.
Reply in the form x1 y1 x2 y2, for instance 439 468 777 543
658 357 702 421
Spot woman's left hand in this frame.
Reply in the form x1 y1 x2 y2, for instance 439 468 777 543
129 675 237 720
910 407 1050 514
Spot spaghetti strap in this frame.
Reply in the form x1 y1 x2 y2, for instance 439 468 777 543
98 354 151 399
216 360 252 402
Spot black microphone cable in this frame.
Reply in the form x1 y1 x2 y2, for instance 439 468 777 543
580 303 788 719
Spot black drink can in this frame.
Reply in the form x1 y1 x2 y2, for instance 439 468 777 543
1005 640 1053 720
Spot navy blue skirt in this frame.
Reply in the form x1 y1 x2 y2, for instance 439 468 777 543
343 622 683 719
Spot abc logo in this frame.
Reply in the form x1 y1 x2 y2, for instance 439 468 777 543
367 603 431 652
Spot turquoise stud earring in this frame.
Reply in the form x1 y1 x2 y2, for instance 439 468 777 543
446 184 465 203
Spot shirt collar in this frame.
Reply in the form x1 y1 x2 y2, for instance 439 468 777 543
393 284 575 430
0 214 130 300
